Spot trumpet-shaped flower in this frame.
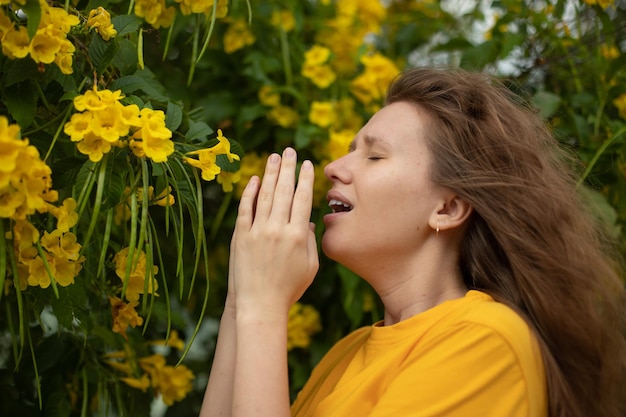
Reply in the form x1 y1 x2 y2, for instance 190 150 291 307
29 30 63 64
268 105 300 127
217 170 241 193
302 64 336 89
114 247 159 302
64 112 93 142
2 26 30 59
76 132 113 162
134 0 176 28
211 130 240 162
86 7 117 41
91 107 130 142
309 101 335 128
110 296 144 340
184 150 221 181
131 109 174 162
258 86 281 107
175 0 228 17
270 10 295 32
287 303 322 350
48 198 78 232
223 19 256 54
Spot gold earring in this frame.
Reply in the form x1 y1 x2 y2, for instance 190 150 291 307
436 221 440 237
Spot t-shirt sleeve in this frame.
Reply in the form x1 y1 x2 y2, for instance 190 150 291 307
367 322 537 417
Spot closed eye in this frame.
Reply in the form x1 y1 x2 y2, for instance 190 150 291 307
368 155 383 160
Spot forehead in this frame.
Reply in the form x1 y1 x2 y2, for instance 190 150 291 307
350 102 429 151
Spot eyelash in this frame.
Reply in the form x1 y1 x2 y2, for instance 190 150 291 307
368 155 383 161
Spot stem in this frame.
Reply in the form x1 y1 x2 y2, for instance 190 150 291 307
196 1 219 64
26 325 42 410
80 154 109 254
35 242 60 299
0 220 6 303
44 104 74 162
187 15 201 86
280 29 293 86
577 126 626 187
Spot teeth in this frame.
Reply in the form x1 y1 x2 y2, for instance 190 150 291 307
328 199 352 209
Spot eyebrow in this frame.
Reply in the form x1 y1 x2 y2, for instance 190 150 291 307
348 134 391 152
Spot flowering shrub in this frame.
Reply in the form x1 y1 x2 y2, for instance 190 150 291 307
0 0 624 415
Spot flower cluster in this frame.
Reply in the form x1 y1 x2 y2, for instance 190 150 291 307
86 7 117 41
0 117 58 219
183 129 241 192
223 18 256 54
175 0 228 17
0 0 79 74
613 94 626 120
114 247 159 302
64 88 174 163
9 217 84 290
287 302 322 351
301 45 336 89
349 52 400 112
317 0 386 75
134 0 176 29
105 335 194 406
110 296 144 340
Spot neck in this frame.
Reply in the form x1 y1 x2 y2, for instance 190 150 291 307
359 249 467 326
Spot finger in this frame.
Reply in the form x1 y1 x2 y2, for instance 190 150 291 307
254 153 281 221
235 175 260 232
269 148 298 222
290 159 315 227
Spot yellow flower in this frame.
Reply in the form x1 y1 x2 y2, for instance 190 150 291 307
184 149 221 181
234 152 268 199
48 198 78 232
131 109 174 163
64 112 93 142
303 45 331 66
223 19 256 54
134 0 176 29
302 64 336 89
86 7 117 41
114 247 159 302
151 329 185 350
268 105 300 128
155 364 195 405
287 303 322 350
184 130 239 181
350 53 400 108
270 10 295 32
312 163 330 208
91 107 129 143
601 44 620 60
217 170 241 192
211 129 240 162
309 101 335 128
29 30 63 64
54 39 75 74
258 86 280 107
76 132 113 162
328 129 356 160
1 26 30 59
175 0 228 17
613 94 626 120
110 296 144 340
121 374 151 392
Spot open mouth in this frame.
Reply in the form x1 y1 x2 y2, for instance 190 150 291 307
328 199 353 213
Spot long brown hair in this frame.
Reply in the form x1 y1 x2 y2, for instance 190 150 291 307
386 67 625 417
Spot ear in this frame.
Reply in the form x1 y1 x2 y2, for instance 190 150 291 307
429 194 473 233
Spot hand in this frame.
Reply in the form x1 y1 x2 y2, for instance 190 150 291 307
231 148 319 316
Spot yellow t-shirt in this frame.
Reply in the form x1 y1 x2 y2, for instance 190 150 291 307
291 290 547 417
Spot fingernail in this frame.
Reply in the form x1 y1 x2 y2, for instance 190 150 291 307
269 154 280 164
284 147 295 158
302 160 313 170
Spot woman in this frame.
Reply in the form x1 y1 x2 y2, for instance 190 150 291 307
200 67 625 417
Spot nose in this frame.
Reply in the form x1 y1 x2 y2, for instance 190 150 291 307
324 154 350 183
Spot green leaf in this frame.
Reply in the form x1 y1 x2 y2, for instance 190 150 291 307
22 0 42 40
3 82 38 128
460 40 499 70
110 69 170 102
186 120 214 142
111 14 143 37
51 156 88 190
166 101 183 132
2 59 40 87
89 34 119 73
532 91 561 119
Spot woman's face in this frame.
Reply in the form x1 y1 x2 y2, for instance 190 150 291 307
322 101 449 272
